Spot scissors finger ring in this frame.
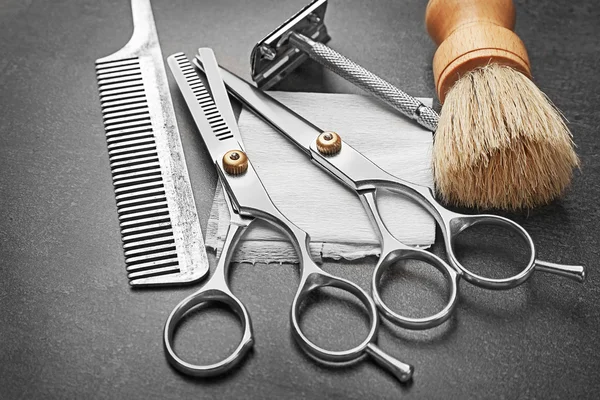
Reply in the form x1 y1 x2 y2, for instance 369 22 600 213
163 197 254 377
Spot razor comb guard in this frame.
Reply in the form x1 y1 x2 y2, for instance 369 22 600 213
251 0 330 89
95 0 208 287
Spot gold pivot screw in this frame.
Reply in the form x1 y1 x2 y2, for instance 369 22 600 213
316 131 342 155
222 150 248 175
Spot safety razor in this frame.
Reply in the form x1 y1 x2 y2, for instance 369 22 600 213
250 0 439 132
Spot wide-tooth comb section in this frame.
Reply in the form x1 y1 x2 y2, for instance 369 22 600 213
170 53 234 141
94 0 208 287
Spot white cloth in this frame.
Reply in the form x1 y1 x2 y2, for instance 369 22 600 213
206 91 434 263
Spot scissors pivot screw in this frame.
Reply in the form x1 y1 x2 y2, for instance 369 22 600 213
223 150 249 175
316 131 342 155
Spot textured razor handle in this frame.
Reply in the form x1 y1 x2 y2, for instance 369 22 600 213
289 32 439 132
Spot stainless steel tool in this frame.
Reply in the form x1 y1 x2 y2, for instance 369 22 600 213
250 0 439 131
94 0 208 286
198 55 586 330
164 49 414 382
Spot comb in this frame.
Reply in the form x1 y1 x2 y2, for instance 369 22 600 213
94 0 208 287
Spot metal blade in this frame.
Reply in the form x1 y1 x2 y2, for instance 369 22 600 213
167 52 243 164
193 55 323 155
198 48 242 143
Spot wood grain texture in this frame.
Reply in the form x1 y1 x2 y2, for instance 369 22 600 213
206 91 434 263
426 0 516 45
426 0 531 101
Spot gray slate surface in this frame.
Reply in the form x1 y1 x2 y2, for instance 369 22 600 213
1 0 599 398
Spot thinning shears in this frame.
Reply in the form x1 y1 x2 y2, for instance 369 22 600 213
164 49 414 381
192 51 586 331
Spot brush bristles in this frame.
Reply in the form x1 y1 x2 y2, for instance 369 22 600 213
433 64 579 210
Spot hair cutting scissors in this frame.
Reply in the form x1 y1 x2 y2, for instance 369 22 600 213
164 49 414 381
195 52 586 331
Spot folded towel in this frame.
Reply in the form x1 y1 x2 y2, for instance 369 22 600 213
206 91 434 264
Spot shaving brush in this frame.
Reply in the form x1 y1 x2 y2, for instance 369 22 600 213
425 0 579 209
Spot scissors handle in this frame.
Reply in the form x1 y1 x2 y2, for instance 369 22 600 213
290 261 414 382
395 182 586 289
163 221 253 377
360 190 460 329
372 246 459 329
440 211 588 288
280 221 414 382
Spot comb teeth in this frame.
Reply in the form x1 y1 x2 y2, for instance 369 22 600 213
94 0 209 287
171 53 234 141
96 57 185 281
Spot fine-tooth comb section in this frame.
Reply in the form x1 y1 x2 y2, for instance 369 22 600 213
171 53 234 141
94 0 208 287
97 59 176 273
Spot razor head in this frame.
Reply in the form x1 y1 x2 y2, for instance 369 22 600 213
250 0 330 89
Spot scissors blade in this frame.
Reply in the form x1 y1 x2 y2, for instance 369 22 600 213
197 48 243 145
193 54 323 155
167 52 243 164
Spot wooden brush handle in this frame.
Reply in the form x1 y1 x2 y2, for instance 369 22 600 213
425 0 531 102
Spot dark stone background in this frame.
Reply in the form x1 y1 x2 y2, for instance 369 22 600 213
1 0 599 398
